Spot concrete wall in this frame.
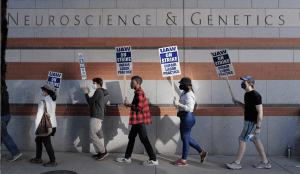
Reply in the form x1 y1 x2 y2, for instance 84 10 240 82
4 115 300 156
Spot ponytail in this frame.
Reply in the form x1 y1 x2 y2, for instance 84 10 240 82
184 85 194 93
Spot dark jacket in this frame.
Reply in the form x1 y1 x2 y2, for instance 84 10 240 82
85 88 109 120
1 91 10 116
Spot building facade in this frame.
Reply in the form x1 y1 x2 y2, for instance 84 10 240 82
4 0 300 156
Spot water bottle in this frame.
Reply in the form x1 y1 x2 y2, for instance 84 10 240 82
287 145 291 158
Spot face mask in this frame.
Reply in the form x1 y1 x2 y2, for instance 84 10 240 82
41 90 45 96
241 82 247 89
179 84 184 90
92 84 97 90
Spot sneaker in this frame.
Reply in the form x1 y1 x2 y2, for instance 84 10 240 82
92 153 101 158
8 153 22 162
173 159 188 166
142 160 159 166
30 158 43 164
43 161 57 167
253 161 272 169
116 157 131 163
96 151 109 161
225 161 242 170
200 151 208 163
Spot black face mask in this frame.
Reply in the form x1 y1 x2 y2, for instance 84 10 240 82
241 82 247 89
179 84 185 90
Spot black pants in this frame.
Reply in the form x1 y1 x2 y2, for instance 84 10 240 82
35 135 55 162
125 123 156 161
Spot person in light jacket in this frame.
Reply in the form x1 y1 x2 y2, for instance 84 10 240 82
30 84 57 167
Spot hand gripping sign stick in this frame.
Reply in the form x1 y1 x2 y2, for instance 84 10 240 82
115 46 133 107
211 49 236 100
159 46 181 101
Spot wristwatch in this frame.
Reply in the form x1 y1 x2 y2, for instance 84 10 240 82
256 126 260 129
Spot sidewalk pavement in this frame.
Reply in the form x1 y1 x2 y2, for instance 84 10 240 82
1 151 300 174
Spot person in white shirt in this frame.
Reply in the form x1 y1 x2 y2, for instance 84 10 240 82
173 77 207 166
30 84 57 167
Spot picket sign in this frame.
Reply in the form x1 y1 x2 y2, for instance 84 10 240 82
47 71 62 91
211 49 235 99
116 46 132 102
78 53 87 88
159 46 181 100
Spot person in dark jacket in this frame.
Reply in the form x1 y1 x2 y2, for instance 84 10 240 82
84 77 109 161
1 85 22 162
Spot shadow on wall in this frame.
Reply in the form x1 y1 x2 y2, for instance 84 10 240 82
103 81 129 152
6 82 35 151
15 85 34 150
63 80 91 153
148 100 161 154
160 79 183 155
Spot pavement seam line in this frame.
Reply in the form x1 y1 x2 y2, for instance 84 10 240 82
269 158 293 174
8 161 28 174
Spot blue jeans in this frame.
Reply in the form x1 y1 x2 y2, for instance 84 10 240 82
1 114 20 156
179 111 203 159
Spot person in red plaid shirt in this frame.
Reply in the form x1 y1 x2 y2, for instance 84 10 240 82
116 76 158 166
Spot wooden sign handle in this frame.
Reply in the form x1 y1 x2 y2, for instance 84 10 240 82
226 77 234 99
84 79 86 89
124 75 128 108
171 76 176 100
124 75 127 100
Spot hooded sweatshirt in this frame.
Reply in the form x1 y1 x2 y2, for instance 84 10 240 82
85 88 109 120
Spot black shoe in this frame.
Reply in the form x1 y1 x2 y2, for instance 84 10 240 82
92 153 101 158
43 161 57 167
30 158 42 164
96 151 109 161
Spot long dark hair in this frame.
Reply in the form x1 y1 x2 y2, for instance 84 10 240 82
184 85 194 93
42 88 57 101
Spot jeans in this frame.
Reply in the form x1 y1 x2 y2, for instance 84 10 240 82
1 114 20 156
125 123 156 161
35 134 55 162
179 111 203 159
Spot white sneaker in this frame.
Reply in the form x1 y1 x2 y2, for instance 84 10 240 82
142 160 159 166
225 161 242 170
253 161 272 169
8 153 22 162
116 157 131 163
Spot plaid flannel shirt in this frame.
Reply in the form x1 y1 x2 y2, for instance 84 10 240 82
129 87 152 125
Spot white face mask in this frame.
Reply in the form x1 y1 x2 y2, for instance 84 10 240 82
41 90 45 96
92 84 98 90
